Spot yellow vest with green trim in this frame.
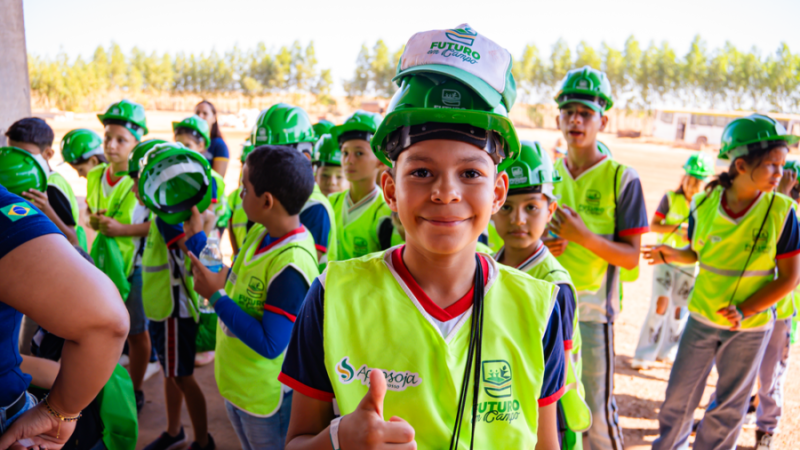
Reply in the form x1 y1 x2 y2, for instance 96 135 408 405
228 187 248 251
496 246 591 433
304 184 338 270
658 191 692 250
553 158 625 293
47 171 88 251
86 163 109 213
323 252 556 449
141 220 200 321
690 187 795 330
216 225 319 416
329 189 391 261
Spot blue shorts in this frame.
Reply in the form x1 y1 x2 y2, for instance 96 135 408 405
149 317 198 378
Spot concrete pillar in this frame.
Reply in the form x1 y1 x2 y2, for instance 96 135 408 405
0 0 31 147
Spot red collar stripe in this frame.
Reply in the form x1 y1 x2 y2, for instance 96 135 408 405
255 226 306 256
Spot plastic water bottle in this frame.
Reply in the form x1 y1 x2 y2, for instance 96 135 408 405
199 233 223 273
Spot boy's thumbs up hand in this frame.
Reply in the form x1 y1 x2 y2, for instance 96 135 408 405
339 370 417 449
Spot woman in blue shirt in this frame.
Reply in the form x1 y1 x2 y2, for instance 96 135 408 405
0 186 129 448
195 100 229 177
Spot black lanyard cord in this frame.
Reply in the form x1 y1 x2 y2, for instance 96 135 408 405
450 254 485 450
726 192 775 308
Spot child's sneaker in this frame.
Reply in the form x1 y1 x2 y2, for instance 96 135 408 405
143 427 187 450
188 433 215 450
630 358 651 370
756 430 773 450
194 351 215 367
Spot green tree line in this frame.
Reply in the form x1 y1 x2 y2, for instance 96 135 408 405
28 36 800 113
513 35 800 113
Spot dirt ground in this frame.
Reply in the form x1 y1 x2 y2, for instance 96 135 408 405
42 113 799 449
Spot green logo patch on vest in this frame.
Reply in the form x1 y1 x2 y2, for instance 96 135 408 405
482 360 512 398
745 229 770 253
335 357 422 392
586 190 601 203
247 276 265 297
1 203 38 222
354 237 368 257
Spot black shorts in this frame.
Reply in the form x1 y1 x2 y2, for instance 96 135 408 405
149 317 198 378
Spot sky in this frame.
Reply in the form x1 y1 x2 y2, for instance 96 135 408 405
23 0 800 95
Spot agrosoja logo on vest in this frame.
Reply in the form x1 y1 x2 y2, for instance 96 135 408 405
428 26 480 64
335 357 422 392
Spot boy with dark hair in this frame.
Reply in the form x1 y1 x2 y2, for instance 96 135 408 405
545 67 649 450
190 145 320 449
6 118 81 248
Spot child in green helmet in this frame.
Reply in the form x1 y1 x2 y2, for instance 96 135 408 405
5 118 83 249
493 140 591 449
544 66 650 450
91 99 154 416
187 145 319 450
279 24 564 450
328 110 394 261
227 141 253 256
62 128 108 177
632 152 715 371
173 115 228 239
313 133 349 197
644 114 800 450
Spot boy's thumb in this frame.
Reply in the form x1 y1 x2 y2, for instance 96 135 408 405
358 369 387 419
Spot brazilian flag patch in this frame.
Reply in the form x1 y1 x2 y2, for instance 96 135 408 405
1 203 38 222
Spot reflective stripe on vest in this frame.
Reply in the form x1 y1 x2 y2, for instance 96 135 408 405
553 158 624 293
216 225 320 416
329 189 391 261
498 245 591 432
141 221 199 321
690 187 795 329
323 251 555 448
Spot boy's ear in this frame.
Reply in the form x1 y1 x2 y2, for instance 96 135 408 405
381 170 398 212
599 114 608 131
260 191 274 211
43 147 55 160
547 200 558 220
491 171 509 215
555 115 561 130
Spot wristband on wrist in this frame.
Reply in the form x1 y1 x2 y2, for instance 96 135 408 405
209 289 226 306
735 306 747 319
330 416 342 450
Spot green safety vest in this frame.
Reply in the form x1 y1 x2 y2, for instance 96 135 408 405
495 246 591 433
47 171 88 251
228 187 248 251
486 221 504 253
86 163 109 213
141 220 200 321
216 225 319 416
553 158 626 294
658 191 691 250
329 189 392 260
690 187 795 330
323 251 556 449
303 184 338 270
87 165 139 276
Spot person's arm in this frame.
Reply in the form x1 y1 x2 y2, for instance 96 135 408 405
20 355 61 390
228 219 240 255
211 138 230 178
552 207 642 269
650 193 687 237
21 189 79 246
719 209 800 329
643 212 698 266
299 204 330 262
97 218 150 238
536 300 565 450
0 235 128 449
212 159 229 178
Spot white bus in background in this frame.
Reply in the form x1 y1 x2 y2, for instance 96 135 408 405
652 109 800 147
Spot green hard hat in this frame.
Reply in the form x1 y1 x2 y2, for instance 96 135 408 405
683 152 716 180
313 134 342 166
97 99 149 141
240 141 255 163
504 141 561 191
372 75 520 171
126 139 168 178
251 103 316 154
784 160 800 178
172 115 210 147
312 120 335 138
138 143 213 225
331 110 383 145
0 146 48 195
719 114 800 160
598 141 612 157
554 66 614 114
60 129 103 165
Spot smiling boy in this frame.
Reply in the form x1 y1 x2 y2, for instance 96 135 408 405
279 24 565 450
